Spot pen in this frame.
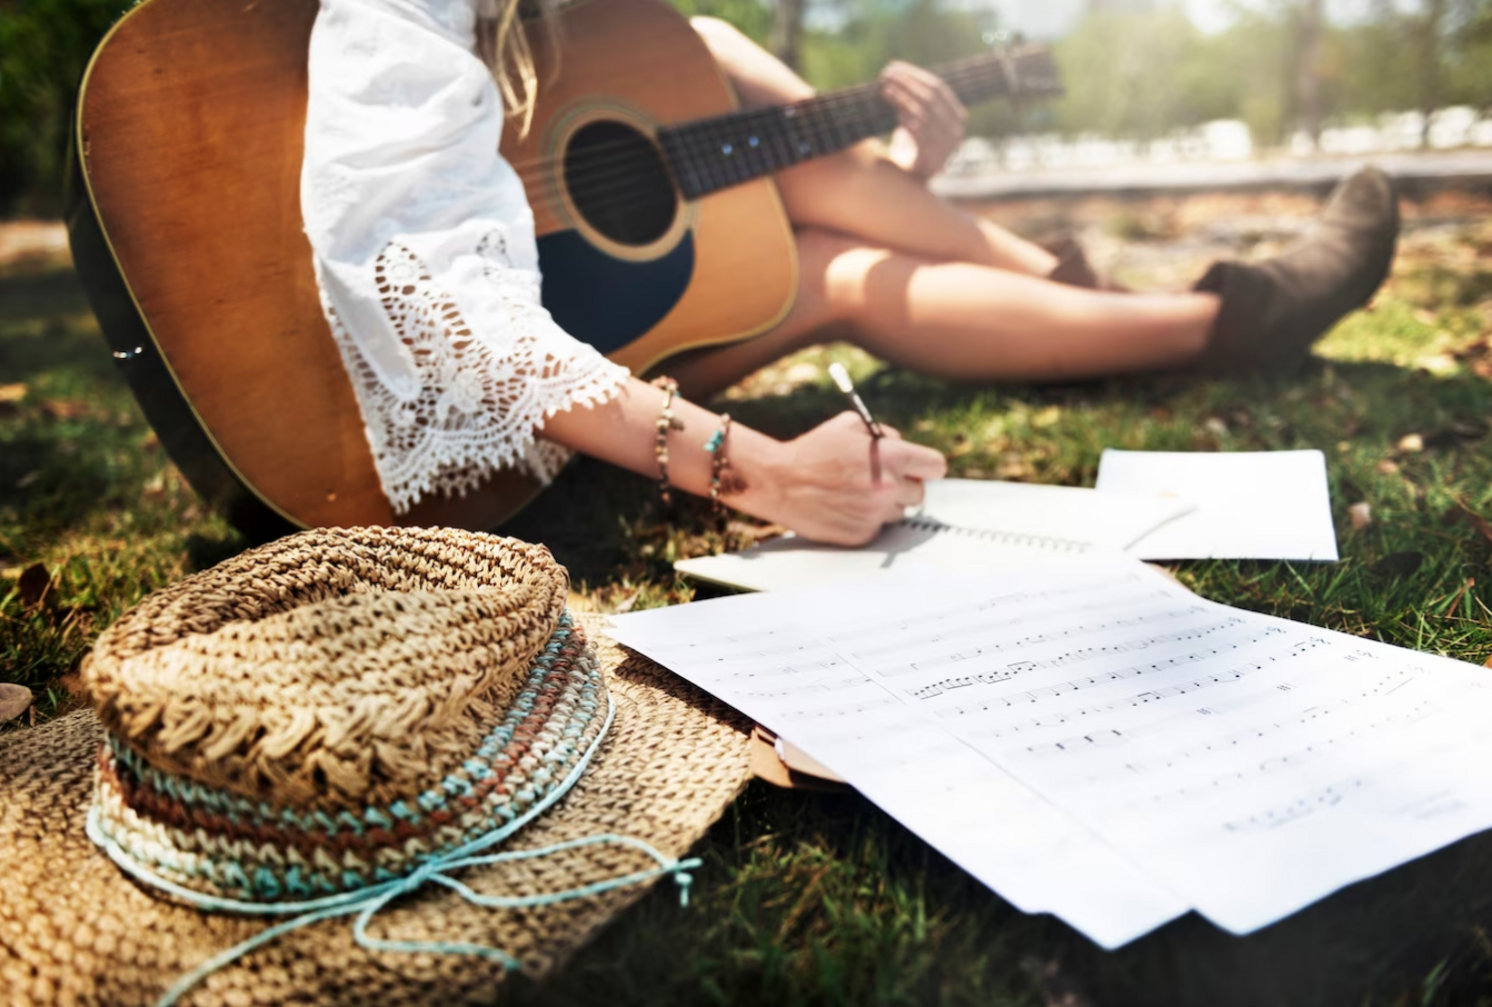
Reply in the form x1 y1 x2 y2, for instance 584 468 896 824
828 362 884 440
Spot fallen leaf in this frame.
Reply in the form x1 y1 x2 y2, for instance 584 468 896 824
0 683 32 722
1455 498 1492 547
1204 417 1228 437
725 521 785 542
996 452 1032 480
0 383 26 404
1349 502 1373 529
17 563 51 610
40 399 90 421
15 471 40 489
1397 433 1424 453
1378 460 1400 476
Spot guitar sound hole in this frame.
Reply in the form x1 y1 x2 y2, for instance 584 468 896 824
563 120 677 247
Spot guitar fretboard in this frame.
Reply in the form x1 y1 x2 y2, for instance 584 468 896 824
656 47 1060 201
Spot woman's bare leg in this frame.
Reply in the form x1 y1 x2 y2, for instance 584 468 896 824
668 229 1218 399
690 17 1057 276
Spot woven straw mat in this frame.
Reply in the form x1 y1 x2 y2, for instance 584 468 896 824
0 527 753 1006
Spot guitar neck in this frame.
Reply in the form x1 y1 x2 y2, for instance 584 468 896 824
657 47 1058 201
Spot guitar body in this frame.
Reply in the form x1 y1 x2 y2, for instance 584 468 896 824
67 0 796 536
515 0 798 374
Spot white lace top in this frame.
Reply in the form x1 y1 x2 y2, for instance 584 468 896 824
302 0 629 513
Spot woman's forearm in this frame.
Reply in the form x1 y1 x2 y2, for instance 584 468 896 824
539 377 947 545
539 377 787 518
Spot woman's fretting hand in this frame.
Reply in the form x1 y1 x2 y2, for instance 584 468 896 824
881 61 968 180
754 411 947 546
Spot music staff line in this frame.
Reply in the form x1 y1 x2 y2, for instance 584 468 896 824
907 617 1259 698
1008 635 1359 759
942 665 1260 741
1134 694 1443 809
833 584 1174 664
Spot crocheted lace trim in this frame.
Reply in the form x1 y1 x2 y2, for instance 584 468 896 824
323 234 628 514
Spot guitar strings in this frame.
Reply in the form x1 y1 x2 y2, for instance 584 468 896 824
499 53 1045 181
499 56 1030 181
504 57 1037 217
477 56 1055 225
497 54 1034 216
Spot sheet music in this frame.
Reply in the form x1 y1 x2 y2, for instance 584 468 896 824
610 560 1492 944
611 559 1191 947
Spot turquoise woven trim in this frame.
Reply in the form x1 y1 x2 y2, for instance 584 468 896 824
87 689 704 1007
109 615 586 835
94 614 617 899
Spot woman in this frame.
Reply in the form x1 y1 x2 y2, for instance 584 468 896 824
302 0 1399 546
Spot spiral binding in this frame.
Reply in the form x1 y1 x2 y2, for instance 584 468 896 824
899 517 1094 554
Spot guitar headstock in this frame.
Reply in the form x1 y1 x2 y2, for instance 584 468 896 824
984 34 1064 100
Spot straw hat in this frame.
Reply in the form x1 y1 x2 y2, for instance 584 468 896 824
0 527 752 1006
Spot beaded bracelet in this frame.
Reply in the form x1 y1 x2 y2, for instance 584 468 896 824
704 413 733 516
651 376 681 505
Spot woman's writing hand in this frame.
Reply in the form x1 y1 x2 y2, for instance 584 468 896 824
755 412 947 546
880 61 967 180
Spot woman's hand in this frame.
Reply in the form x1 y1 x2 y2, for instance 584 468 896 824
751 412 948 546
541 378 945 547
880 61 968 181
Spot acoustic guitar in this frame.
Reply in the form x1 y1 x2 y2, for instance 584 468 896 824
67 0 1060 537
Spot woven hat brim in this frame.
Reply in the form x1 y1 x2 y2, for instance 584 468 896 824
0 615 752 1007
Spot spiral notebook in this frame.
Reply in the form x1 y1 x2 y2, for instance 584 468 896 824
675 479 1194 592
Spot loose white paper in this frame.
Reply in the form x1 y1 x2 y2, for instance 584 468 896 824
610 562 1492 945
675 480 1194 592
612 560 1193 947
1096 449 1339 561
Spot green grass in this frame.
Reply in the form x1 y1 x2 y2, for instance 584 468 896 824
4 202 1492 1005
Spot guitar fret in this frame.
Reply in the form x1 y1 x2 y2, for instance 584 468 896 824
656 46 1058 201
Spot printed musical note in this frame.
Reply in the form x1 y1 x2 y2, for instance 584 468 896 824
1222 779 1365 834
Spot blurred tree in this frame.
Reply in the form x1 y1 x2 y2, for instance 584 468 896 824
1446 0 1492 114
1054 7 1235 145
1296 0 1324 149
670 0 773 44
0 0 125 217
770 0 807 70
1334 0 1417 120
1414 0 1450 146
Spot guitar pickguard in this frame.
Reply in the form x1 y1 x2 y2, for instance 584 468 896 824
537 229 695 357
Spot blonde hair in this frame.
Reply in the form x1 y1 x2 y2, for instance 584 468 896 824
476 0 559 138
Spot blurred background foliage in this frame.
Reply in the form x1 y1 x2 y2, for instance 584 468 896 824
0 0 121 217
3 0 1492 217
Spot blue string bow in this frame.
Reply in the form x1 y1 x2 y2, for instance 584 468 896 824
85 692 701 1007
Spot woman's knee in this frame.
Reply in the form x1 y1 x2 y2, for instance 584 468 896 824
796 228 894 325
691 18 814 106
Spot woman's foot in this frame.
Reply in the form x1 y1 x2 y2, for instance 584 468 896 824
1194 166 1400 376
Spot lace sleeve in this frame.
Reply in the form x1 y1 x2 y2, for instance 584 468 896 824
302 0 629 514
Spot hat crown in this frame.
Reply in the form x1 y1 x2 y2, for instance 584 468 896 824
85 527 568 809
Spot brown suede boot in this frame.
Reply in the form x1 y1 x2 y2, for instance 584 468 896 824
1043 235 1130 292
1194 166 1400 376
